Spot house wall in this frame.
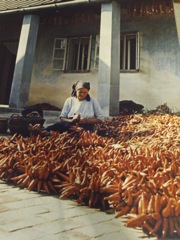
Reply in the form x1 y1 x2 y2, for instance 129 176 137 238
120 11 180 111
29 10 101 110
29 10 180 112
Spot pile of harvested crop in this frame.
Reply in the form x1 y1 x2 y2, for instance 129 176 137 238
0 113 180 239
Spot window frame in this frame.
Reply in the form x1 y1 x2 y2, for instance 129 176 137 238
52 38 67 71
120 31 140 72
94 35 100 69
52 35 92 72
94 32 140 72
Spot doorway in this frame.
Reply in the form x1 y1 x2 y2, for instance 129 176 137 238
0 42 17 105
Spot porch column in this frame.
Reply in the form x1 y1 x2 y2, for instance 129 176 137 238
98 1 120 116
9 14 40 108
173 0 180 45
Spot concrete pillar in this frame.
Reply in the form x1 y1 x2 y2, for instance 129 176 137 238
173 0 180 45
98 1 120 116
9 14 40 108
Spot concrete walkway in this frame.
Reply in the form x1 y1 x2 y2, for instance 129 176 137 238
0 180 153 240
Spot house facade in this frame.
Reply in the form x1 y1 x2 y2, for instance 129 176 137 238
0 0 180 116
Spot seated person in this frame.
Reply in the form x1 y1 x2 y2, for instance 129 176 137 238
44 81 104 134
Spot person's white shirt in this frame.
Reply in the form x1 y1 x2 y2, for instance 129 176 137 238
60 96 104 120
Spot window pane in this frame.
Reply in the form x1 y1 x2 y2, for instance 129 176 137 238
96 35 100 47
94 35 100 69
96 47 99 57
125 39 128 69
120 39 124 69
79 42 88 70
52 59 64 69
130 38 136 69
120 33 138 71
95 57 99 68
55 39 66 49
54 49 65 58
67 38 79 70
52 38 66 70
67 37 90 71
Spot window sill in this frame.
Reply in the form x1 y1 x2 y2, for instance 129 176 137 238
62 70 90 73
120 69 139 73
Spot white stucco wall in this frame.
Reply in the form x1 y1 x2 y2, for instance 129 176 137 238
120 13 180 111
29 71 99 110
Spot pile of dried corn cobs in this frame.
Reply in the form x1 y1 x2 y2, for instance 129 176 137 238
0 113 180 239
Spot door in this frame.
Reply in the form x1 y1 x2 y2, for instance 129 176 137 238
0 42 17 105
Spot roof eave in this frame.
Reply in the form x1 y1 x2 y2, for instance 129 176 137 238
0 0 113 15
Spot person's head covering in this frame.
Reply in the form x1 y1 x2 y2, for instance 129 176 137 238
71 81 91 101
73 81 90 92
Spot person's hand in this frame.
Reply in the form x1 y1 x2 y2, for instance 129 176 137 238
72 114 80 123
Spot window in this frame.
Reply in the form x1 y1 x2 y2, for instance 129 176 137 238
94 35 100 69
120 32 139 72
52 36 92 72
94 32 139 72
52 38 67 70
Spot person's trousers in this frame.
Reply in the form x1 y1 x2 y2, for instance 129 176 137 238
45 121 95 133
46 122 70 133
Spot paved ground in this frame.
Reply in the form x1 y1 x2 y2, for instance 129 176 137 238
0 107 158 240
0 180 150 240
